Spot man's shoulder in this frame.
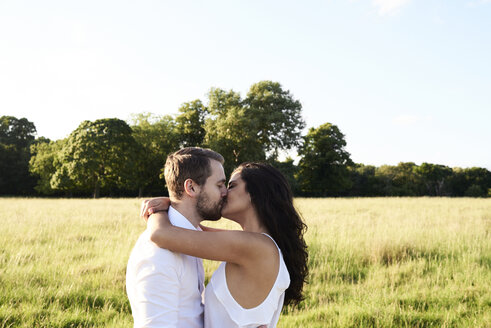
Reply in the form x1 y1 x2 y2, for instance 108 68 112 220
129 230 183 267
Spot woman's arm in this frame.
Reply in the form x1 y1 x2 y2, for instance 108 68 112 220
198 224 230 232
147 212 270 266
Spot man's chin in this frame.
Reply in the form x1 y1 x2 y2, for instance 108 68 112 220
203 208 223 221
203 215 221 222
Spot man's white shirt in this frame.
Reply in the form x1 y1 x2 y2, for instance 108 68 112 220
126 206 205 328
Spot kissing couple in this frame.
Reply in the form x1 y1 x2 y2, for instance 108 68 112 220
126 147 308 328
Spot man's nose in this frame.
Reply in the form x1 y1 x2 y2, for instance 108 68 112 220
221 187 228 197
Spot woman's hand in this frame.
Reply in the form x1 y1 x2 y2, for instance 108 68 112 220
140 197 171 221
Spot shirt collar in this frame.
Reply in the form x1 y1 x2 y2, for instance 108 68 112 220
168 205 198 231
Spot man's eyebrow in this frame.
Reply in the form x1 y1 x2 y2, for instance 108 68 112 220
218 179 226 184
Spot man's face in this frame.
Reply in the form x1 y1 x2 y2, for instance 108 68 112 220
196 159 227 221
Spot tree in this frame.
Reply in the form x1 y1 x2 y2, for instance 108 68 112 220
374 162 423 196
347 164 385 196
415 163 453 196
448 167 468 196
459 167 491 197
0 116 36 149
271 157 300 195
204 88 265 173
175 100 207 147
297 123 353 196
29 139 64 195
244 81 305 158
0 116 37 195
464 167 491 192
0 143 19 194
54 118 139 198
203 82 305 174
391 162 422 195
130 113 179 196
465 184 486 197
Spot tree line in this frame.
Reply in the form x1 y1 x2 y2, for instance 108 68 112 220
1 81 490 198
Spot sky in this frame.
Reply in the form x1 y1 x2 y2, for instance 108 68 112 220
1 0 490 169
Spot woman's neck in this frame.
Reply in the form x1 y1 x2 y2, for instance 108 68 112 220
236 208 268 234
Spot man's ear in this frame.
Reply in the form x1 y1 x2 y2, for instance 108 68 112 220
184 179 200 198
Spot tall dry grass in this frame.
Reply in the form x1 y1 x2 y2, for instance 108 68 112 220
0 197 489 327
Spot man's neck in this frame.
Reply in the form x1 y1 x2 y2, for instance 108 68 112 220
170 200 202 228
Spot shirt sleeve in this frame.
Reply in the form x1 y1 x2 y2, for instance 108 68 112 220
132 254 182 328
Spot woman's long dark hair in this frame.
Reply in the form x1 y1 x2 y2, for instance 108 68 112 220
234 162 308 306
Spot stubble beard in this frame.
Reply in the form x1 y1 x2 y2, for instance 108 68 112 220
196 191 224 221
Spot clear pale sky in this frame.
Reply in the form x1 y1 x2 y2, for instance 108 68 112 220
1 0 490 169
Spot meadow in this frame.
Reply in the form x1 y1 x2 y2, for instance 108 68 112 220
0 197 489 327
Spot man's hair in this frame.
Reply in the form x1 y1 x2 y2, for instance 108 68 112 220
164 147 224 199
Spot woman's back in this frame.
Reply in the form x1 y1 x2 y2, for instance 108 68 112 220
204 234 290 328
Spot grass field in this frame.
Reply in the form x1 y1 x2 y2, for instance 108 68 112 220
0 197 490 327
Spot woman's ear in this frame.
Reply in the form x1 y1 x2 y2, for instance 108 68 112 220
184 179 200 197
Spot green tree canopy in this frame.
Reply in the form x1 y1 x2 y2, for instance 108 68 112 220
244 81 305 158
348 164 384 196
458 167 491 197
204 88 264 173
297 123 353 196
0 116 37 195
375 162 423 196
54 118 139 198
130 113 179 196
29 139 64 195
175 100 207 147
0 116 36 149
415 163 453 196
204 82 305 174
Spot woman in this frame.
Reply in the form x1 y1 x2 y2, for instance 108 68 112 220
143 162 308 328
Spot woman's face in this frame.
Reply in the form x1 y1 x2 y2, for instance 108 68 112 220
221 171 252 220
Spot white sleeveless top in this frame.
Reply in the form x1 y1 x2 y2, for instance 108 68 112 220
204 234 290 328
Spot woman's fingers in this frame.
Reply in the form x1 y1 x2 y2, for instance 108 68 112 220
140 199 150 218
140 197 171 220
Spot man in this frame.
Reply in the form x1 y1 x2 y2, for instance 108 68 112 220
126 147 227 328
